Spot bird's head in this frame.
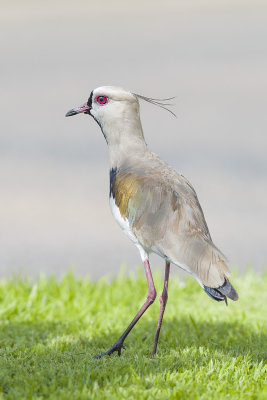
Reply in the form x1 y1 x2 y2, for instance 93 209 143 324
66 86 142 142
66 86 175 160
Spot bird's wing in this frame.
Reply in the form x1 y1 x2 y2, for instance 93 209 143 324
161 173 231 288
111 166 230 288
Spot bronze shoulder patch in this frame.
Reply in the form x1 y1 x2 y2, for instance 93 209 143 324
110 168 144 220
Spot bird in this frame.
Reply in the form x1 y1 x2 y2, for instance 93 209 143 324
65 85 238 358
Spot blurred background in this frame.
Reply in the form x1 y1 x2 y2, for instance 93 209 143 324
0 0 266 279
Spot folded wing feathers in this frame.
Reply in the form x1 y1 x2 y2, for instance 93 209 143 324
112 164 238 301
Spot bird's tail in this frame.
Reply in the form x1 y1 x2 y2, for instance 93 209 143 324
186 240 239 304
168 237 238 304
203 278 238 305
198 245 239 304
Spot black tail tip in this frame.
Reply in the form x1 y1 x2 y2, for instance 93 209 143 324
204 279 238 303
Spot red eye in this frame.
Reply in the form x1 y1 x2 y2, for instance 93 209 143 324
96 95 108 105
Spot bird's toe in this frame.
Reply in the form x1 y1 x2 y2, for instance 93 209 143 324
93 340 126 359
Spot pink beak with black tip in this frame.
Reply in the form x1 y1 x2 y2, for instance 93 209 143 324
65 103 91 117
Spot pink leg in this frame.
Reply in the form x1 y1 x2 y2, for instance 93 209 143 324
151 261 170 357
95 259 157 358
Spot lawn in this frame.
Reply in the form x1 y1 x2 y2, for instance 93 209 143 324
0 269 266 399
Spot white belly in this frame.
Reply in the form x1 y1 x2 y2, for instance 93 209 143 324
109 196 148 262
109 196 138 245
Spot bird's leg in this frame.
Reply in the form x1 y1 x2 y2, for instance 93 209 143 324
151 261 170 358
94 259 157 359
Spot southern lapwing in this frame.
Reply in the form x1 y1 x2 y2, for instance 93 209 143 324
66 86 238 358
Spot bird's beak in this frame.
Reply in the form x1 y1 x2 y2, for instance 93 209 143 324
65 103 91 117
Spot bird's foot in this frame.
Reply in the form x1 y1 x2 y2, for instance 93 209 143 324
93 340 126 359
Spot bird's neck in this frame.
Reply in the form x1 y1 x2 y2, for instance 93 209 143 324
100 114 148 169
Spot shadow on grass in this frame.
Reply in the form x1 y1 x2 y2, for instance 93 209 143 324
1 318 266 353
0 317 266 396
1 317 267 358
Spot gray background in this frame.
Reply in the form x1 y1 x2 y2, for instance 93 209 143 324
1 0 266 278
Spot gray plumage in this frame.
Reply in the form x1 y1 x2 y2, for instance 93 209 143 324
111 153 236 298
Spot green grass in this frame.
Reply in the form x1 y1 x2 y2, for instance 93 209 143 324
0 270 266 399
